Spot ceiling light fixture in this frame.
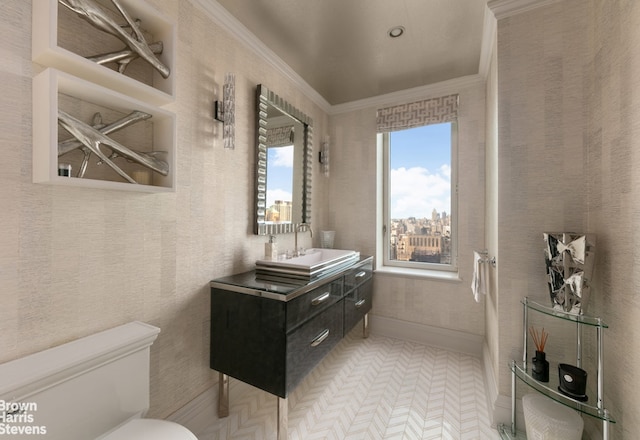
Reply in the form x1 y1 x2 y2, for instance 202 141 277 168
388 26 405 38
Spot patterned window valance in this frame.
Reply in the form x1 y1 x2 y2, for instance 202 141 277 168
376 94 459 133
266 126 294 147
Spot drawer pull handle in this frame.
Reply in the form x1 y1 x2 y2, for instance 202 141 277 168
355 271 367 278
311 329 330 347
311 292 331 305
355 299 366 309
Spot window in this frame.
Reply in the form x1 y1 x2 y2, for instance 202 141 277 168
377 95 459 273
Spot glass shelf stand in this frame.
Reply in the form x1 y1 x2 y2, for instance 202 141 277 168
498 297 615 440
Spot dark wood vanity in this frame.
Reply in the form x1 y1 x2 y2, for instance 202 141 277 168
209 255 373 439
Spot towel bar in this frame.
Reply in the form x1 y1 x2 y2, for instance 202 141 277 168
477 250 497 268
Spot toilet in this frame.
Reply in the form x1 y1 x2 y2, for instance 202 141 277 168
0 321 197 440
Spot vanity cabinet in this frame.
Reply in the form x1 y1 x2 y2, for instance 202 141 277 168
209 256 373 439
344 258 374 334
286 300 344 392
286 278 344 332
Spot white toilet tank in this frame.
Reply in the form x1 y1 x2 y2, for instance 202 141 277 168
0 321 196 440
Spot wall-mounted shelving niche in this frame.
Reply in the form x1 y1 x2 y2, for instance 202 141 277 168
33 0 176 106
33 68 176 193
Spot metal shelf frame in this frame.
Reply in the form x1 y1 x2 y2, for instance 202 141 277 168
499 297 615 439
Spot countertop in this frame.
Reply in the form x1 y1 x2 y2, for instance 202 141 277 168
210 255 372 301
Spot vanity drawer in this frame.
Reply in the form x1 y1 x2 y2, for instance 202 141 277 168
286 301 343 393
344 259 373 291
344 277 373 334
286 278 343 332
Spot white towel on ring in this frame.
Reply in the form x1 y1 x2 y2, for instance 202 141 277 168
471 251 488 302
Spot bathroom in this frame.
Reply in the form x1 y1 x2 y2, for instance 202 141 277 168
0 0 638 438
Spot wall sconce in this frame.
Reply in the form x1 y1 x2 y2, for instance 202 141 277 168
214 73 235 149
319 136 330 177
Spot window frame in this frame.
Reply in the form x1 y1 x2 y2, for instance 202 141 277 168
380 121 459 273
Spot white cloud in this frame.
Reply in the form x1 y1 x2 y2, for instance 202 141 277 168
390 166 450 219
440 164 451 178
270 145 294 167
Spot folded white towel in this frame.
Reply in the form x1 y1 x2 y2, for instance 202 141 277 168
471 251 489 302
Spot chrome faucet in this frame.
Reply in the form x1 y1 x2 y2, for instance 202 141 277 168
294 223 313 256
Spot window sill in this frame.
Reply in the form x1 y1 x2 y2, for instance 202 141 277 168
374 266 461 283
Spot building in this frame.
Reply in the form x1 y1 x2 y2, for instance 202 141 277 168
266 200 292 222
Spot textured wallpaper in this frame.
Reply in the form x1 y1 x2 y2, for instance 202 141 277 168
0 0 328 420
7 0 639 438
495 0 640 437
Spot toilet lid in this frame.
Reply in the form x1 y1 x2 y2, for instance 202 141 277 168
101 419 198 440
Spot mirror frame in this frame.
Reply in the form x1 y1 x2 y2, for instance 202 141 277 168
255 84 313 235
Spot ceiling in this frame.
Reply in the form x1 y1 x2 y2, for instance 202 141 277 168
214 0 489 105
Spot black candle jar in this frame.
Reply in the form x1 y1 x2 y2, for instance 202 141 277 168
558 363 588 401
532 350 549 382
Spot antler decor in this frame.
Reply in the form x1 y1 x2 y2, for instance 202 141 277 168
57 109 169 183
59 0 170 78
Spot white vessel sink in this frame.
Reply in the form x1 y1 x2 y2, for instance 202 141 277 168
256 248 360 281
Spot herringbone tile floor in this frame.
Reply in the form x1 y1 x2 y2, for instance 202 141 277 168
199 330 500 440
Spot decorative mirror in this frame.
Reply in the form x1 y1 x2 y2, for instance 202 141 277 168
255 84 313 235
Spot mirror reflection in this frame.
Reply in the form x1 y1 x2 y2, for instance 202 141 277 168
265 145 294 222
264 116 303 224
255 84 312 236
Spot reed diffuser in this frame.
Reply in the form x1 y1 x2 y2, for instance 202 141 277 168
529 327 549 382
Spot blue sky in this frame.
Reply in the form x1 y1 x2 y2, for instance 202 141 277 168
266 145 293 206
265 123 452 218
389 123 451 219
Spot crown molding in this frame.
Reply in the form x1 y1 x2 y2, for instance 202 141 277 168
488 0 564 20
191 0 332 114
192 0 492 116
478 5 497 79
330 74 485 115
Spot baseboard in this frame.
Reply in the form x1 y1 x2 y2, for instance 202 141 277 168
368 314 484 357
482 341 500 427
488 376 516 426
166 386 217 437
481 342 524 432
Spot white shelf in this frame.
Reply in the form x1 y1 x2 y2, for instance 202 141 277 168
33 68 176 192
32 0 175 106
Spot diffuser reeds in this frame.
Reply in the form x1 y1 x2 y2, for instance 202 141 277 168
529 326 548 352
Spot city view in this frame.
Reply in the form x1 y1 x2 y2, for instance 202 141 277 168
388 123 453 265
265 144 294 223
266 200 292 223
389 209 452 264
